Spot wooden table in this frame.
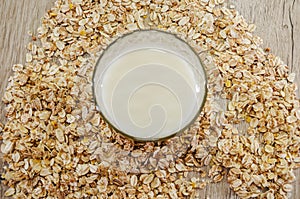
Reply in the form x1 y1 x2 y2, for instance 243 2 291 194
0 0 299 198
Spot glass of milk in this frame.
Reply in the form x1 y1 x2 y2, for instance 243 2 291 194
93 30 207 141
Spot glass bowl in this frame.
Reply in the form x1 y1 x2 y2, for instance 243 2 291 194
93 30 207 141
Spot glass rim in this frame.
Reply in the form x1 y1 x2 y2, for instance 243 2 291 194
92 29 208 142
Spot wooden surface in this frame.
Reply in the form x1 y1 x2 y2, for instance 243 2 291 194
0 0 299 198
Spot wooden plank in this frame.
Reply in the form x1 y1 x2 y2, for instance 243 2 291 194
0 0 299 198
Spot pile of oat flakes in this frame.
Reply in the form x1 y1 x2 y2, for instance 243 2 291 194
1 0 300 198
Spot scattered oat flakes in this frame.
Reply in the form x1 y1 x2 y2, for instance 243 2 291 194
1 0 299 199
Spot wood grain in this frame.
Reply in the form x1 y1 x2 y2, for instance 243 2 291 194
0 0 299 198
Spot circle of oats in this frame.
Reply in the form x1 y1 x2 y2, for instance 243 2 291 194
1 0 300 198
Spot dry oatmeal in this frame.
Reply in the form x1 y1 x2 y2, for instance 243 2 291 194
1 0 300 198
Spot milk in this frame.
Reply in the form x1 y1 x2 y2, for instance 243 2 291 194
94 48 205 140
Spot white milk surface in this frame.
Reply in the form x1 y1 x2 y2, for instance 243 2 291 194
96 48 204 140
